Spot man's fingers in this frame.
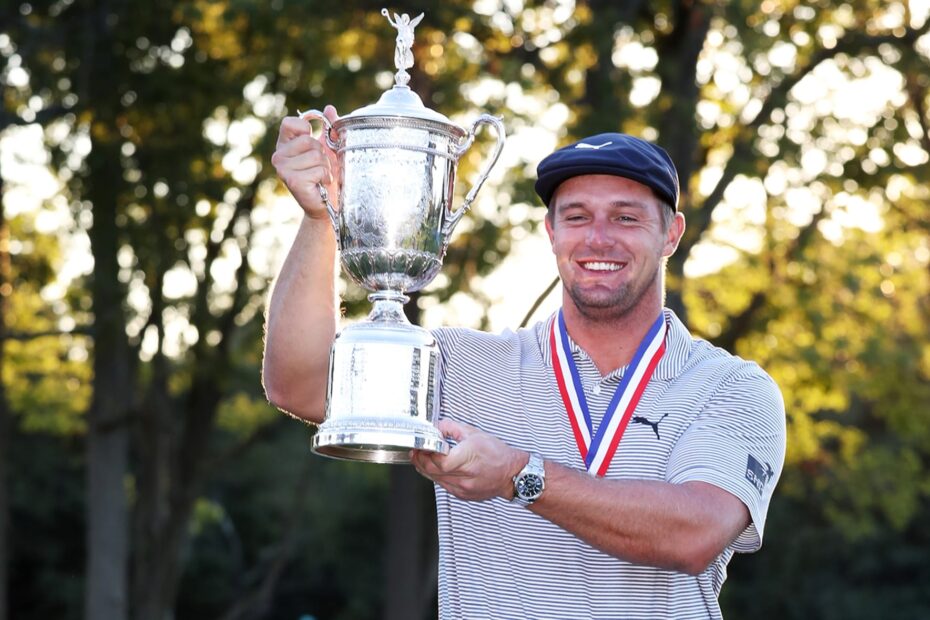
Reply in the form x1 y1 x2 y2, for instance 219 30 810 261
284 106 337 148
440 446 471 472
411 449 445 475
277 115 312 144
273 133 326 163
271 135 334 208
272 146 325 172
411 447 468 479
438 419 476 443
271 108 342 219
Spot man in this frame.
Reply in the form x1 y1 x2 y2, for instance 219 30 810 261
265 106 786 619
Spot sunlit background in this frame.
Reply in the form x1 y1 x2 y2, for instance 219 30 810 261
4 3 929 347
3 1 930 619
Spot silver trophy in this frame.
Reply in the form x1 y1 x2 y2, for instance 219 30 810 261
300 9 505 463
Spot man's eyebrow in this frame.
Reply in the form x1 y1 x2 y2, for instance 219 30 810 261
608 200 649 209
555 198 649 213
555 201 588 212
556 200 649 212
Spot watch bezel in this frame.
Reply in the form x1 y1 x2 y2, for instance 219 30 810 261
516 472 544 500
512 452 546 505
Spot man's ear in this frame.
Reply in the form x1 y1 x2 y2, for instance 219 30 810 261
545 210 555 247
662 212 686 258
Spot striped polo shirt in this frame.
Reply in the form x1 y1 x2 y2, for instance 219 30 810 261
431 308 786 620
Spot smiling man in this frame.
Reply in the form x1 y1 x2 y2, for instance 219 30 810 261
264 121 787 619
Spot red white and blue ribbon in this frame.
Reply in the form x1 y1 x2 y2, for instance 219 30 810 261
550 310 668 477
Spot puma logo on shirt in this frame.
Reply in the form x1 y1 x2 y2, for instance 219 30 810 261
632 413 669 440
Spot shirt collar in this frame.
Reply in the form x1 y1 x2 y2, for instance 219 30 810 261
537 307 691 381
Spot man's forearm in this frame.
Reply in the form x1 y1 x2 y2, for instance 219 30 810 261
529 459 750 575
262 214 340 422
412 421 751 575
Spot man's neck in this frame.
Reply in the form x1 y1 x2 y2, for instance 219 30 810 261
561 302 664 375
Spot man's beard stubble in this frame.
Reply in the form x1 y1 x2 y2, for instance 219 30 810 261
566 264 664 323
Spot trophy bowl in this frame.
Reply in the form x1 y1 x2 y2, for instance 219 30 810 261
334 114 466 293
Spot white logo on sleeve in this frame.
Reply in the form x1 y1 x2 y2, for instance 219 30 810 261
745 454 775 496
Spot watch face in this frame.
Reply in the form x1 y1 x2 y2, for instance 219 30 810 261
517 473 544 499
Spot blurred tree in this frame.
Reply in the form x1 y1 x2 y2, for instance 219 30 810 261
0 121 90 620
0 142 91 619
1 3 84 611
0 152 9 620
2 0 930 619
3 0 518 618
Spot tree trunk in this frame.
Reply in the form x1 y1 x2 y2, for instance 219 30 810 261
85 414 130 620
655 1 714 324
384 467 438 620
132 369 174 620
0 353 7 620
132 376 224 620
0 173 11 620
85 142 131 620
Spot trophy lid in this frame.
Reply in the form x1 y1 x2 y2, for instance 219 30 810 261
338 9 457 129
344 84 454 125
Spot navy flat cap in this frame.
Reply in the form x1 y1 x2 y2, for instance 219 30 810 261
535 133 680 210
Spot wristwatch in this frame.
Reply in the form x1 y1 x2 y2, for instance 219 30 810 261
511 452 546 507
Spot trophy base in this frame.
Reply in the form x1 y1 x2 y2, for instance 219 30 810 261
312 417 449 463
314 303 449 465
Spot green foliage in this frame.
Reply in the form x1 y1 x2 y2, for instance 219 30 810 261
1 208 89 434
723 482 930 619
176 426 390 619
217 393 278 438
8 432 84 620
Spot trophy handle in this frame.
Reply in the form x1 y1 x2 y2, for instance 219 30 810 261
442 114 506 239
298 108 340 150
297 109 342 246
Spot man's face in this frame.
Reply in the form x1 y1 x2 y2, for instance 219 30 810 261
544 174 684 322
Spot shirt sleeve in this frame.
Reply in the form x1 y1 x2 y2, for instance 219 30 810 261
665 364 786 552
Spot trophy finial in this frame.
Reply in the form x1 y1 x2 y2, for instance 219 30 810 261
382 8 424 88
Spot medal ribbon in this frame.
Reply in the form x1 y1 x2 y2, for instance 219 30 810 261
550 310 668 477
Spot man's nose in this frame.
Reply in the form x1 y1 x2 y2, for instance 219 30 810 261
586 220 615 248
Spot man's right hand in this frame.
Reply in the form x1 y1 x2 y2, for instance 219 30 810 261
271 105 341 220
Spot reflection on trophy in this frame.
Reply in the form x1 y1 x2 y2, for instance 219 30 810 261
300 9 506 463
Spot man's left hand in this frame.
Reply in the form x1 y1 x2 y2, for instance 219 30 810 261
411 419 526 502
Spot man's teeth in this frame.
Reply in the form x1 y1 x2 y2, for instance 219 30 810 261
584 262 622 271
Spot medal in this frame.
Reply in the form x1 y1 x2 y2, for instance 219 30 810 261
551 311 667 476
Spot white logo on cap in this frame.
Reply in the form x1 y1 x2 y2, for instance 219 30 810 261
575 141 613 150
